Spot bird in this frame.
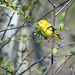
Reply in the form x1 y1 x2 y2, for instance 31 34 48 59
38 20 64 42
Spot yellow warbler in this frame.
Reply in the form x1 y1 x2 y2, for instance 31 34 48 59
38 20 64 42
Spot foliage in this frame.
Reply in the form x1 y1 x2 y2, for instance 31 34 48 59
0 0 75 75
0 56 15 74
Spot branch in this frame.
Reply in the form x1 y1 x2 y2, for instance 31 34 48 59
43 63 51 75
55 0 72 16
34 0 70 22
43 54 75 75
45 54 75 58
48 0 56 7
19 50 51 75
1 12 15 40
53 55 72 75
0 22 25 51
0 25 30 33
57 42 75 49
64 0 75 28
0 66 13 74
19 56 45 75
50 0 56 75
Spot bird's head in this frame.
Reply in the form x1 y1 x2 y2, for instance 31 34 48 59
38 20 48 27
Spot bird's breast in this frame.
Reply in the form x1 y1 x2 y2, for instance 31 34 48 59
41 27 53 37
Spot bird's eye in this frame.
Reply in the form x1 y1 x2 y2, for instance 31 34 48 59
40 22 42 24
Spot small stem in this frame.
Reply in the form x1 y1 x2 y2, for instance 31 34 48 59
51 0 56 75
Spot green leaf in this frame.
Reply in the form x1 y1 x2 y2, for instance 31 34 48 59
38 3 41 6
17 12 24 17
6 38 10 42
37 38 42 43
21 48 28 53
58 12 65 21
22 5 28 13
30 22 35 24
4 60 10 66
12 0 18 8
34 30 41 35
11 68 15 71
2 57 7 63
61 28 69 31
39 66 45 70
59 23 64 30
9 6 14 9
37 70 43 75
5 0 10 5
0 2 1 4
8 68 15 71
30 69 35 72
34 33 37 35
70 50 75 54
24 15 31 20
53 48 57 54
25 37 32 42
53 26 59 30
26 58 31 61
0 56 3 62
68 65 72 69
16 38 22 41
33 0 39 5
21 34 27 38
0 56 3 65
0 4 10 8
10 24 14 27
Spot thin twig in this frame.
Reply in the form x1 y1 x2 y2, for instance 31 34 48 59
1 12 15 40
2 8 10 18
29 5 36 16
15 43 42 74
53 55 72 75
50 0 56 75
48 0 56 7
55 0 72 16
0 25 30 33
0 66 13 74
43 54 75 75
34 0 70 22
57 42 75 49
19 51 51 75
45 54 75 58
43 62 51 75
19 56 45 75
0 22 25 51
64 0 75 28
71 68 75 75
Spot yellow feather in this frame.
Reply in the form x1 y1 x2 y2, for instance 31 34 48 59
38 20 64 42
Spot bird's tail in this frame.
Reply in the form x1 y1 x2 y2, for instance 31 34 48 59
61 39 64 43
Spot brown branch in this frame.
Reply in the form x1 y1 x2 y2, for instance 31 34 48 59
55 0 72 16
53 55 72 75
64 0 75 28
43 62 51 75
19 56 45 75
48 0 56 7
1 12 15 40
0 66 13 74
45 54 75 58
0 22 25 51
19 51 51 75
0 25 30 33
50 0 56 75
57 42 75 49
34 0 70 22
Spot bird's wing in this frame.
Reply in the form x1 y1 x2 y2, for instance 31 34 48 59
54 30 62 40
